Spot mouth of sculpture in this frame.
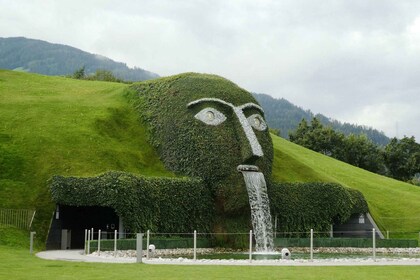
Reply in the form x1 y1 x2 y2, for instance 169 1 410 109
237 165 259 172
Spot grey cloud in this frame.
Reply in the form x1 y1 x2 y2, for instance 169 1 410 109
1 0 420 139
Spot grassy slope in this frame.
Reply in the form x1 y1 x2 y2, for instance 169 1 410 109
271 136 420 236
0 70 172 242
1 69 419 243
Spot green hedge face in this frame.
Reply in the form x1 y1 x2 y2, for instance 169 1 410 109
130 73 274 184
130 73 274 218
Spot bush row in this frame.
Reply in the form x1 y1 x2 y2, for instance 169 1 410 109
51 171 368 239
50 171 214 233
269 182 369 233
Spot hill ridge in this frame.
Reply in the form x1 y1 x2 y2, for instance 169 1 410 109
253 92 390 146
0 36 158 81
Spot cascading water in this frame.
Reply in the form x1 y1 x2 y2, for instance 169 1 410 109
239 166 274 252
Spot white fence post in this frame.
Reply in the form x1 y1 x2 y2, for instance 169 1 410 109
87 230 91 254
91 228 94 241
146 230 150 260
193 230 197 261
274 215 277 238
29 232 36 254
84 229 87 254
310 229 314 261
114 230 117 257
98 229 101 255
249 230 253 263
136 233 143 263
372 228 376 261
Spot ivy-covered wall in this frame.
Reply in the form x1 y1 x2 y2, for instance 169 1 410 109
269 182 368 232
50 171 214 233
50 172 367 235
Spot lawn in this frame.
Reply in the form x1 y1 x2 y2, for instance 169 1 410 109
0 245 419 280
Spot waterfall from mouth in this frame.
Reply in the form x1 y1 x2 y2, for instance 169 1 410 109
240 170 274 252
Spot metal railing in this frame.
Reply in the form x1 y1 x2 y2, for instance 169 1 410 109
83 228 420 263
0 208 35 230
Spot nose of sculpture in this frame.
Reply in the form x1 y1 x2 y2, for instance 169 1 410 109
233 107 264 163
239 132 263 163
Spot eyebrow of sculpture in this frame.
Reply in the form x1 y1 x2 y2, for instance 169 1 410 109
187 98 264 113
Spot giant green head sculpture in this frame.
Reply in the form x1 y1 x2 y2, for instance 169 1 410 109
131 73 273 216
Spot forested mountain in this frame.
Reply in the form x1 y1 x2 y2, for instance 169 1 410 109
0 37 158 81
253 93 390 146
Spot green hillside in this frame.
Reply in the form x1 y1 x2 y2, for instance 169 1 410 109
0 70 171 242
0 70 419 246
272 136 420 237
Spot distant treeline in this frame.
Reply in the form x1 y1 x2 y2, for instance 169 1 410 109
289 118 420 185
253 93 390 146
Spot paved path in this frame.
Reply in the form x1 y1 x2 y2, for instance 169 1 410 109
36 250 420 266
36 250 135 263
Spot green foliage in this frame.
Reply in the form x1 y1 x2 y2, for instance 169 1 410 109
51 171 214 233
85 69 124 83
289 118 386 174
409 173 420 186
72 66 85 79
269 182 368 232
384 136 420 181
337 134 386 174
289 118 345 157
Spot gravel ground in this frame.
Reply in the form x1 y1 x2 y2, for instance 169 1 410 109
36 248 420 266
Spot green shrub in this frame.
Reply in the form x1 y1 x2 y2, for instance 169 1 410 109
51 171 214 233
269 182 368 233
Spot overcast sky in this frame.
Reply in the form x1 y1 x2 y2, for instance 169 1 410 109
1 0 419 140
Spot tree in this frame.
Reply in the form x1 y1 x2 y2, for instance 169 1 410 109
384 136 420 181
338 134 385 174
289 117 344 157
289 119 309 144
72 66 85 79
85 69 123 83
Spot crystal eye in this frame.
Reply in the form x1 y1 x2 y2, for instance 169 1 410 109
247 114 267 131
194 107 226 126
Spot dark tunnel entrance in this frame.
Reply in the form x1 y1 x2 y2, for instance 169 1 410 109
47 205 120 249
